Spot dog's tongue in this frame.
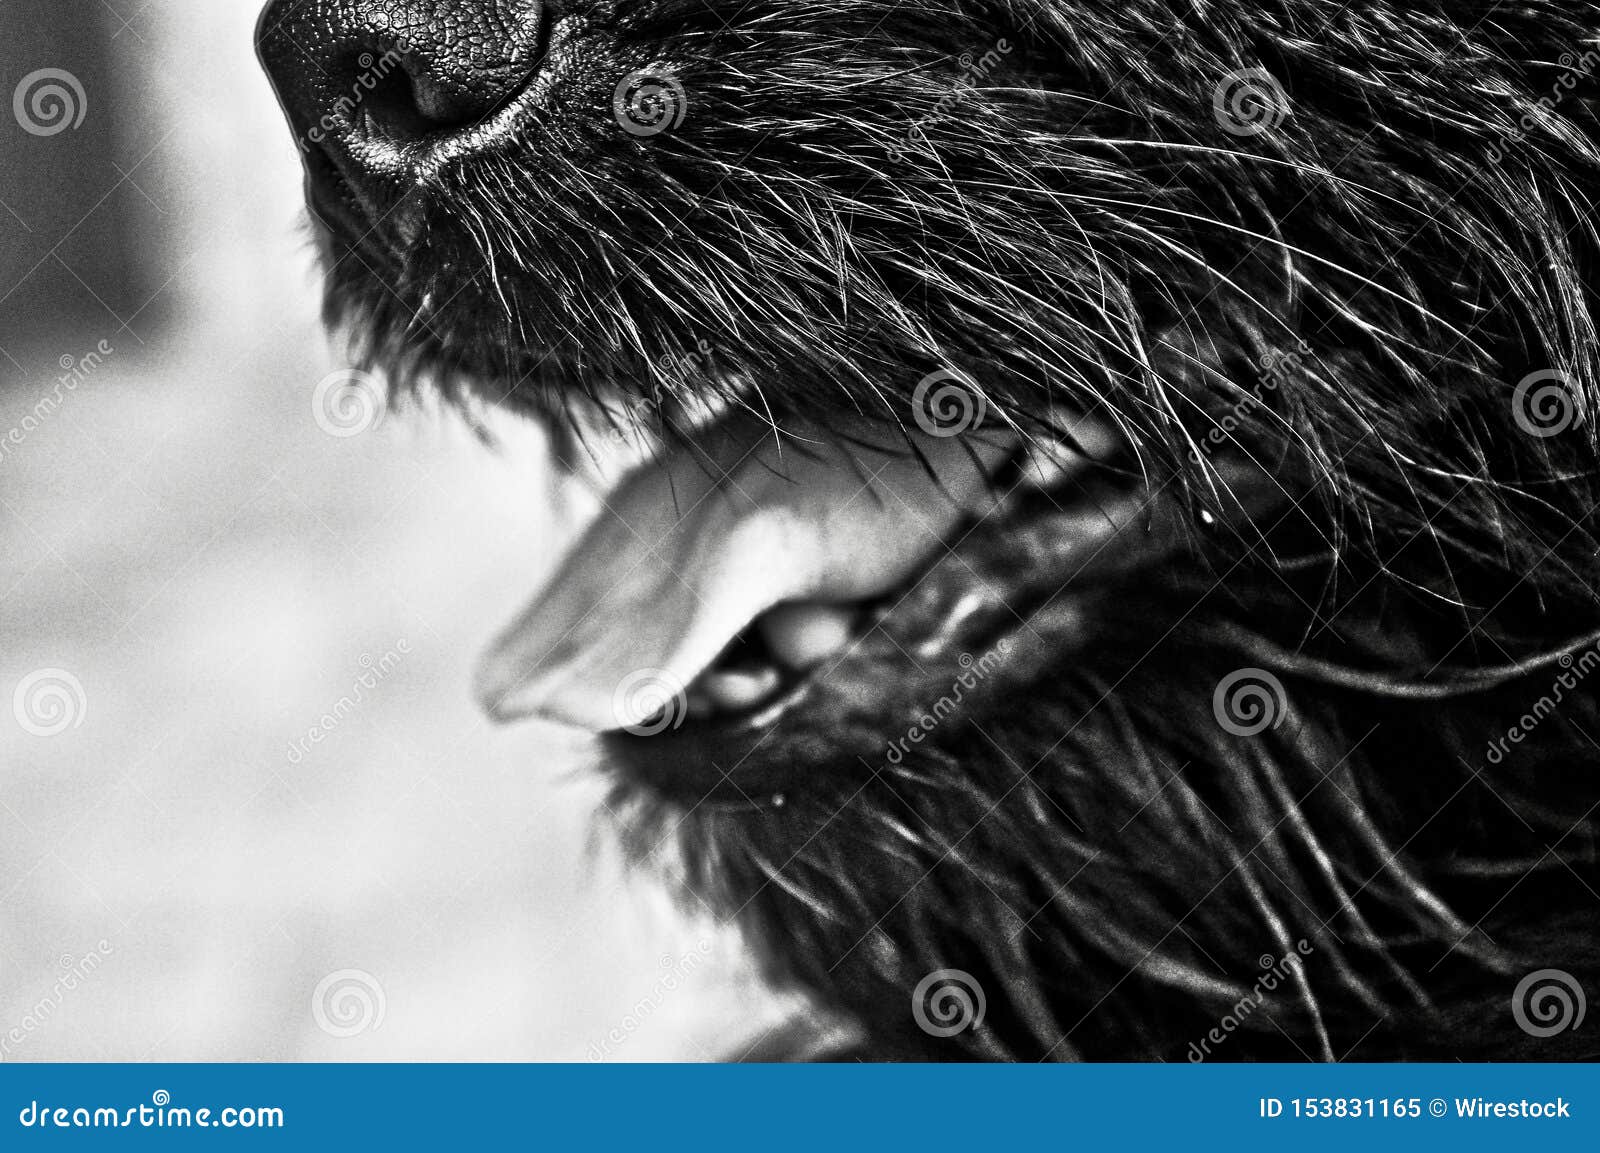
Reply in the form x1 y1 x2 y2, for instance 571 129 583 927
476 409 1015 730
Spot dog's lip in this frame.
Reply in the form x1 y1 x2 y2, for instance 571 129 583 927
473 406 1044 733
304 150 411 273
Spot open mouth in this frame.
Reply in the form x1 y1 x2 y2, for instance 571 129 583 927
472 391 1150 788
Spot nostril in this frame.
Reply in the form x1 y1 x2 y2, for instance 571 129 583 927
343 53 439 141
345 44 544 141
259 1 548 155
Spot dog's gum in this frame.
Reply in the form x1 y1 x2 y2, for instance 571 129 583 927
698 666 784 712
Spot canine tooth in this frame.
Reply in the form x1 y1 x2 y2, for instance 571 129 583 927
699 667 782 711
759 602 855 670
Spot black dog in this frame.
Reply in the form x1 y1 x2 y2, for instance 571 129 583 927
258 0 1600 1060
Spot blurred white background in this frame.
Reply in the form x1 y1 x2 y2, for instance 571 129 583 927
0 1 776 1059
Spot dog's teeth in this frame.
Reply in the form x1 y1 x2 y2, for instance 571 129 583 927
699 666 782 712
758 602 855 670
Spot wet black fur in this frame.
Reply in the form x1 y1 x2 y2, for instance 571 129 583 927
302 0 1600 1058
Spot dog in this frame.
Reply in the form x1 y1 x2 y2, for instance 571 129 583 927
258 0 1600 1060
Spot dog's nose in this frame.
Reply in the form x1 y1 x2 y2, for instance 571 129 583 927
257 1 545 177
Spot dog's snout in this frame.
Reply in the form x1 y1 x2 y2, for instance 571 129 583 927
257 1 546 168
